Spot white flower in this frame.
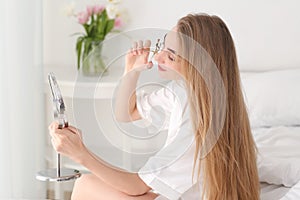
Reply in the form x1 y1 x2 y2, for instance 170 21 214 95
63 2 76 17
116 8 129 23
106 4 119 19
107 0 122 4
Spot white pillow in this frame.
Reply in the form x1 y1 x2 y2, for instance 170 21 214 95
241 69 300 128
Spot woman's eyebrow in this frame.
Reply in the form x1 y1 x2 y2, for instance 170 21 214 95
167 47 177 55
163 32 178 55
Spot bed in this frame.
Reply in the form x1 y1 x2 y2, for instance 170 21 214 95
240 68 300 200
255 126 300 200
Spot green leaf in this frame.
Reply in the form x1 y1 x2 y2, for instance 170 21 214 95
76 36 84 70
91 14 94 23
82 38 92 61
70 32 84 37
98 10 108 34
105 19 115 36
83 24 89 35
95 33 104 41
88 23 94 37
102 10 108 22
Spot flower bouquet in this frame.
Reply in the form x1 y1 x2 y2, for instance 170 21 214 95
69 1 124 76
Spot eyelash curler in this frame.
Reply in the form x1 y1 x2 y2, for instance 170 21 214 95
36 73 81 182
149 39 162 61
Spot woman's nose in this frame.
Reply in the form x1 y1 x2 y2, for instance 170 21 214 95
154 51 164 63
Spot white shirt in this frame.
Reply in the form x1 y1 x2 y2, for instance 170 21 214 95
136 81 202 200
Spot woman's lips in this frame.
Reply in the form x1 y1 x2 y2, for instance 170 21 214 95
158 64 166 71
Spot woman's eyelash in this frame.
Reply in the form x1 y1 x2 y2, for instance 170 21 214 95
168 55 175 61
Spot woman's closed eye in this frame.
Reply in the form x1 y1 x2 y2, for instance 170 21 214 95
168 53 175 61
161 47 176 61
165 47 178 62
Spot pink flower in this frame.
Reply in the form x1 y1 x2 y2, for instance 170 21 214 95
77 11 89 24
86 5 93 16
93 5 105 15
114 17 122 29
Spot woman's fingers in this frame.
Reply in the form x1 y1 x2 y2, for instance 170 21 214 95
130 40 151 56
147 61 153 69
67 126 83 139
137 40 143 55
143 39 151 58
49 127 64 152
48 122 76 138
67 125 81 134
48 121 58 130
144 40 151 51
50 125 79 137
49 127 64 139
132 41 138 55
125 39 153 73
48 121 87 162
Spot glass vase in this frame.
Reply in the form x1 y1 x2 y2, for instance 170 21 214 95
81 41 108 77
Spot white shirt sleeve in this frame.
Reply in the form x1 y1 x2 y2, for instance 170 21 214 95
136 82 176 133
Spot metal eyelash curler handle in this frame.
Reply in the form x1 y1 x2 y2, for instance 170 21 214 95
36 72 81 182
149 39 161 61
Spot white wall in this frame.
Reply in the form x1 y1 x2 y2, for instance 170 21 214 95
44 0 300 71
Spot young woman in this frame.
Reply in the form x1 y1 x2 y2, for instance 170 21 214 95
49 13 260 199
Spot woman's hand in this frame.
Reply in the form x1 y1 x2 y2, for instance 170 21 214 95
48 122 87 163
124 40 153 74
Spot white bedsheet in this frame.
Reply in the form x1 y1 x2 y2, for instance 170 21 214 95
260 179 300 200
253 126 300 199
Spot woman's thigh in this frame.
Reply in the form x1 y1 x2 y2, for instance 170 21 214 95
71 173 158 200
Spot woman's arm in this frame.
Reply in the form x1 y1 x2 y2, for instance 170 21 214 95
114 40 152 122
49 123 151 196
114 71 142 122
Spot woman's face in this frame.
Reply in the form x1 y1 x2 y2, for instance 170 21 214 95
154 27 183 80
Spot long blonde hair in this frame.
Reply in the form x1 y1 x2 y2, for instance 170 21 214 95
177 14 260 199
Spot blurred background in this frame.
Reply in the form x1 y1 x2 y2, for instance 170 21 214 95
0 0 300 199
